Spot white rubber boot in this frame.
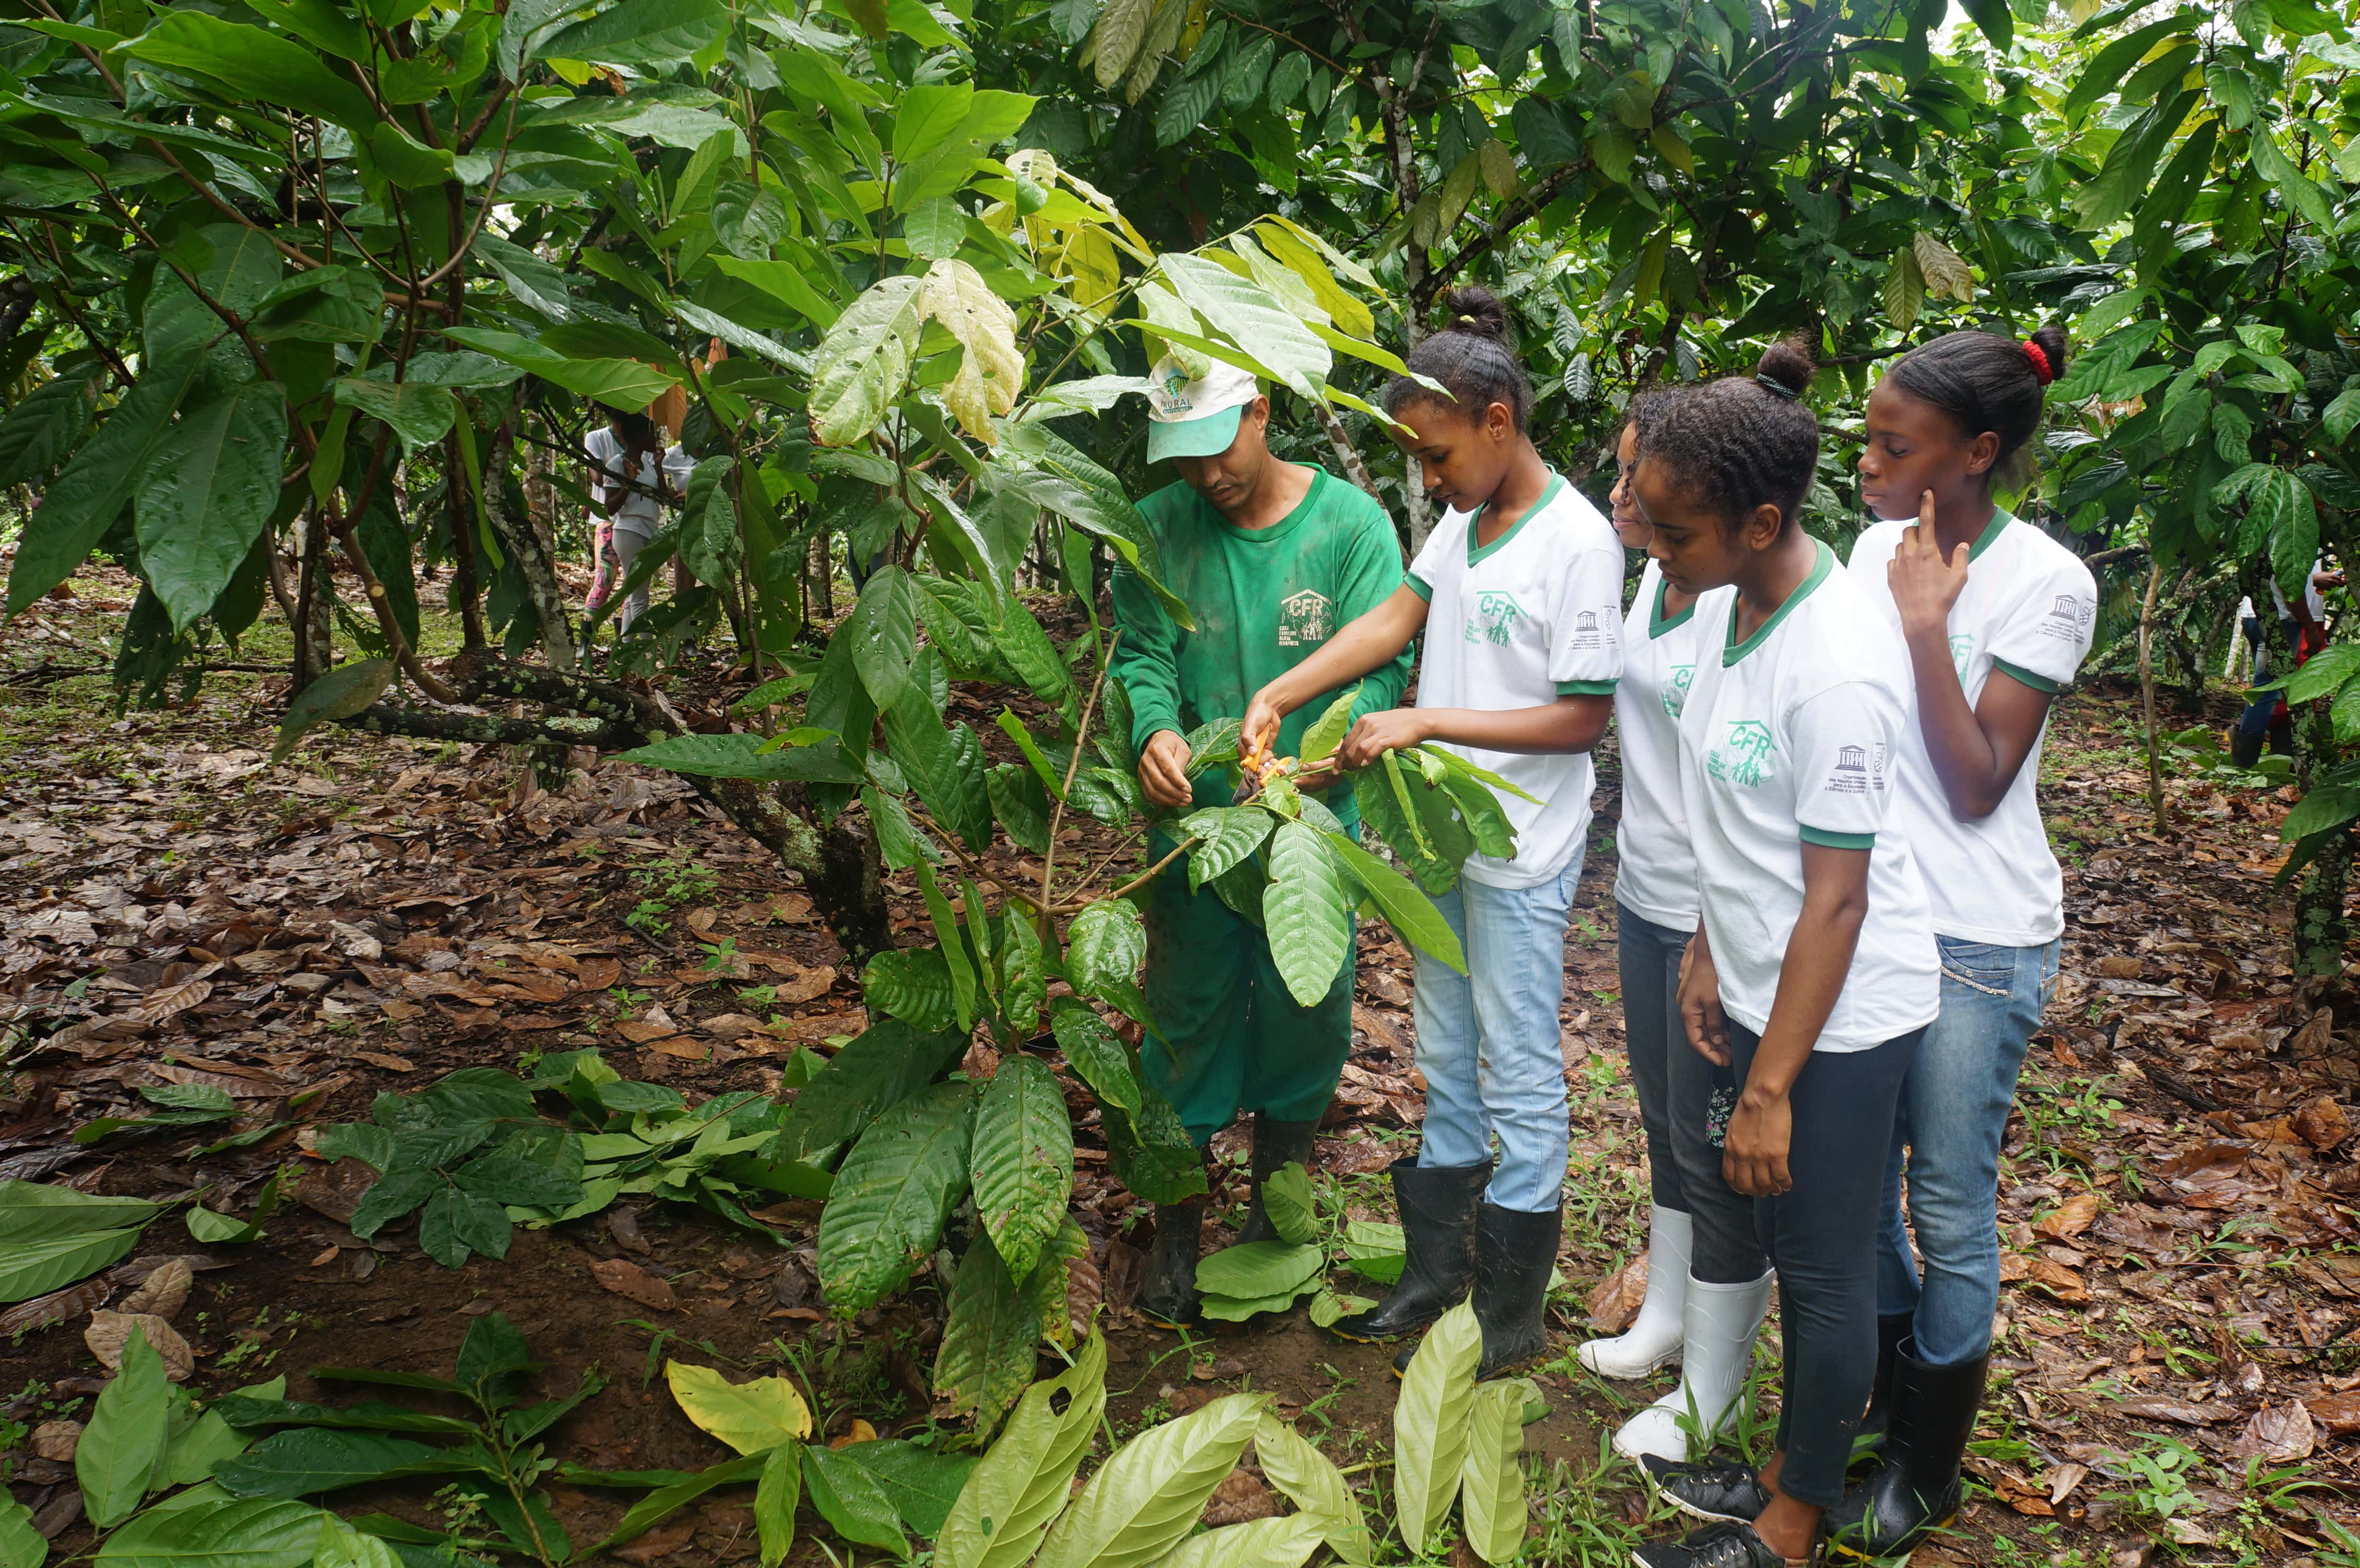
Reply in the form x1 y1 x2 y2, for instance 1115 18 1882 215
1612 1269 1776 1463
1578 1206 1693 1379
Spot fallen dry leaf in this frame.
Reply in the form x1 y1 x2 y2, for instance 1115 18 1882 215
2292 1094 2352 1151
1200 1468 1278 1527
611 1519 697 1564
2303 1390 2360 1434
2230 1399 2317 1461
1586 1251 1650 1332
590 1257 682 1312
86 1310 195 1381
768 962 838 1005
2034 1192 2099 1241
1999 1253 2089 1303
118 1260 191 1320
31 1421 81 1461
2092 956 2142 979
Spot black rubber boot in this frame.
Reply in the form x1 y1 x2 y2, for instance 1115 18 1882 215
1231 1114 1322 1245
1853 1311 1916 1460
1388 1200 1561 1378
1139 1197 1207 1328
1328 1158 1490 1342
1827 1338 1989 1560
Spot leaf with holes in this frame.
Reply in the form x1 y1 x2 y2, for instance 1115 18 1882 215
816 1081 975 1312
970 1055 1073 1282
810 274 924 446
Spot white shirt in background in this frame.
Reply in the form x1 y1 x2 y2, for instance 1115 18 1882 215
585 427 694 536
1612 557 1733 932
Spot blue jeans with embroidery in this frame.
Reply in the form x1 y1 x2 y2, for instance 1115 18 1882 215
1876 936 2061 1366
1412 860 1579 1213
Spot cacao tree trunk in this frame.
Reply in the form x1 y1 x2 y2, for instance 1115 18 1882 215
484 420 576 673
293 504 333 688
444 429 487 651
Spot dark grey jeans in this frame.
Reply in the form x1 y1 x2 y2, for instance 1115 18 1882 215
1616 903 1765 1285
1727 1019 1924 1509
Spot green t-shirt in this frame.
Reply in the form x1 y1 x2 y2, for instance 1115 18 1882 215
1109 466 1410 817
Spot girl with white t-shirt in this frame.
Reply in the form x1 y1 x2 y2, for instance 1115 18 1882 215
1576 400 1771 1466
1626 341 1938 1568
1239 287 1623 1380
583 407 692 636
1827 328 2095 1560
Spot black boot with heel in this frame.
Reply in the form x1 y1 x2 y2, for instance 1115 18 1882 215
1328 1157 1490 1342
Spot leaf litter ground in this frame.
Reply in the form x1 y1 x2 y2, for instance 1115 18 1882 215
2 572 2356 1566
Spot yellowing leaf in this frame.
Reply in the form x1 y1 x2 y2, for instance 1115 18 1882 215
1254 222 1374 341
1913 231 1974 302
1064 226 1122 313
1091 0 1151 89
666 1360 813 1454
921 259 1024 444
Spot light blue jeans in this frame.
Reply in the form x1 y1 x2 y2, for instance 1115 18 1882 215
1877 935 2061 1366
1412 860 1578 1214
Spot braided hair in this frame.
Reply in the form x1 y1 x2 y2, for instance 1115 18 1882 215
1383 286 1533 433
1881 325 2069 479
1636 337 1820 536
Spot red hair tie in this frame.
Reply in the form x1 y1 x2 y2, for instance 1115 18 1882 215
2022 340 2053 386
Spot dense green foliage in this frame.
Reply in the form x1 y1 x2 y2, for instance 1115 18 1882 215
3 0 2359 1433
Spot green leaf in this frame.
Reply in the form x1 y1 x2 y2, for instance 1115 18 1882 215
2284 784 2360 844
1959 0 2012 50
1152 1516 1324 1568
1048 996 1141 1114
0 1180 159 1242
186 1207 262 1245
579 1455 766 1559
816 1080 975 1311
332 380 455 457
1458 1382 1527 1564
1194 1241 1323 1301
1032 1391 1265 1568
211 1430 447 1499
914 868 980 1031
124 10 376 128
834 1441 978 1538
1178 807 1274 891
1196 1287 1306 1323
438 329 680 405
80 1321 171 1527
811 274 925 447
934 1334 1107 1568
664 1361 813 1454
614 731 857 783
1392 1300 1482 1554
1296 686 1358 764
416 1185 510 1267
0 1226 144 1304
803 1444 909 1558
7 357 205 616
757 1440 801 1568
2286 642 2360 705
271 659 397 764
0 1496 46 1568
1253 1415 1370 1565
2324 386 2360 447
0 366 101 488
860 947 960 1032
453 1153 584 1211
970 1055 1074 1282
993 600 1072 706
1259 1162 1316 1246
2059 15 2197 124
92 1495 327 1568
986 764 1054 857
1158 254 1329 400
1262 823 1350 1007
537 0 729 64
932 1233 1043 1430
1065 899 1145 1000
847 564 922 709
1319 831 1465 973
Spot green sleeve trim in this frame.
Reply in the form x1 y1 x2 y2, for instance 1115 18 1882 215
1557 679 1617 696
1799 826 1876 850
1991 657 2062 694
1405 572 1433 601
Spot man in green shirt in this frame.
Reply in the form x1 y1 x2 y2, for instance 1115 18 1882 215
1110 357 1410 1325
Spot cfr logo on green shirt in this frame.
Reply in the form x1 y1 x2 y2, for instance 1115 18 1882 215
1706 718 1776 787
1277 588 1332 648
1466 590 1524 646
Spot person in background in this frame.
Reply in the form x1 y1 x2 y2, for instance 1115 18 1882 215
1241 287 1623 1380
2230 556 2342 767
1576 393 1772 1462
1109 355 1411 1328
583 405 692 644
1830 328 2095 1558
1628 339 1937 1568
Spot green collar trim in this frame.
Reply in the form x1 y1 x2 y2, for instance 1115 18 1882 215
1967 507 2012 563
1649 574 1696 638
1467 472 1566 569
1724 539 1835 667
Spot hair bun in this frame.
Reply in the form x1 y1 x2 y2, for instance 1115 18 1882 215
1438 286 1509 342
2027 323 2068 386
1753 334 1816 400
